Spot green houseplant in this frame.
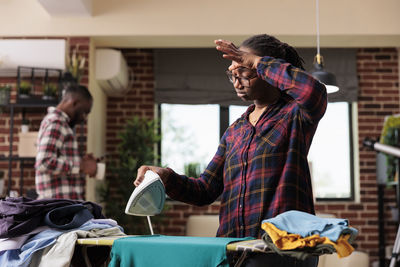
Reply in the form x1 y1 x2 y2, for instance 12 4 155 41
380 115 400 183
184 162 202 177
66 46 86 83
98 116 162 234
0 84 11 106
18 81 32 98
43 83 59 100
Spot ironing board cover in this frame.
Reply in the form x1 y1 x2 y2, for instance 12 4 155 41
108 235 253 267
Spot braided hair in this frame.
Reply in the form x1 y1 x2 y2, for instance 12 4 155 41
240 34 305 70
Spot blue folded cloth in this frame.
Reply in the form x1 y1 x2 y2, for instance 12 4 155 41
0 220 116 267
262 210 358 242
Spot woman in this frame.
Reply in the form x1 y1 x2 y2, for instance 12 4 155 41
135 34 327 266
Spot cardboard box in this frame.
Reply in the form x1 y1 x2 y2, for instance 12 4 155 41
18 132 39 157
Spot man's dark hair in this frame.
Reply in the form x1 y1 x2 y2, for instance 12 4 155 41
62 84 92 101
241 34 305 70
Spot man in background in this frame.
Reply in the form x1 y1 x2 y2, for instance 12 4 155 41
35 84 97 200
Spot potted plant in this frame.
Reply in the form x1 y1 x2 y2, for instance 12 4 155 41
66 46 86 84
184 162 202 177
380 114 400 183
18 81 32 98
21 118 30 133
43 83 58 101
0 84 11 106
98 116 163 234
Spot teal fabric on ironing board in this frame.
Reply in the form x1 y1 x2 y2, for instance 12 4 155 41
108 235 253 267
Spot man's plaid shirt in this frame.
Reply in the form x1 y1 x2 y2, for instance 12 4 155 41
35 107 85 200
164 56 327 238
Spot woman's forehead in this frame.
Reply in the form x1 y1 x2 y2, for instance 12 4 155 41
230 46 257 68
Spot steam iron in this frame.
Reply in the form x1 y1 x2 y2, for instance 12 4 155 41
125 170 165 234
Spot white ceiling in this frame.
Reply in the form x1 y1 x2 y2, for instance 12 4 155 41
1 0 398 48
37 0 92 16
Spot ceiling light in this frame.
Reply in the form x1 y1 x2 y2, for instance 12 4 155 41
311 0 339 94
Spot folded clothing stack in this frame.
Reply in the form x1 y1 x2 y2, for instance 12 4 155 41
0 197 123 267
0 196 104 237
261 210 358 260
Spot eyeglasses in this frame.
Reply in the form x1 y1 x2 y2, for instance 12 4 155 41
226 68 258 87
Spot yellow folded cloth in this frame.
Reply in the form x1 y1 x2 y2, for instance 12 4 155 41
261 222 354 258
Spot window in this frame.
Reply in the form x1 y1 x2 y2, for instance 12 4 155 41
229 105 247 125
161 104 219 174
160 102 354 200
308 102 354 200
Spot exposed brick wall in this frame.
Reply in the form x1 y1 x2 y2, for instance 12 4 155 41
315 48 399 264
154 202 220 236
0 37 90 197
105 49 155 157
104 49 155 198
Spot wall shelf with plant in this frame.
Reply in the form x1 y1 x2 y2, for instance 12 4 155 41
16 66 62 105
42 83 59 101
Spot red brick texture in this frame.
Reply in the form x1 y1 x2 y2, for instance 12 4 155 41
315 48 399 263
105 49 154 158
104 48 155 198
0 37 90 196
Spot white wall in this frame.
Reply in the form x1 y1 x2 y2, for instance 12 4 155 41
85 40 107 203
0 0 399 47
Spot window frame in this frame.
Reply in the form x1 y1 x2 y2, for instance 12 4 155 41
157 102 356 201
314 102 355 202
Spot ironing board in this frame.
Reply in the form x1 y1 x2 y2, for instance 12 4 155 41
76 172 271 264
76 236 270 253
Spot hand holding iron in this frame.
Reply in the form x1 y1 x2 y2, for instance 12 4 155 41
134 165 171 187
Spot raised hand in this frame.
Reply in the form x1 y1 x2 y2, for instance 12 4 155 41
214 39 261 70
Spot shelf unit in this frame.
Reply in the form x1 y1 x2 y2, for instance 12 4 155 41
17 66 62 105
1 66 63 197
1 103 56 196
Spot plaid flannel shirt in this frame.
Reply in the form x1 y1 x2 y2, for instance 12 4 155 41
165 56 327 238
35 107 84 200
